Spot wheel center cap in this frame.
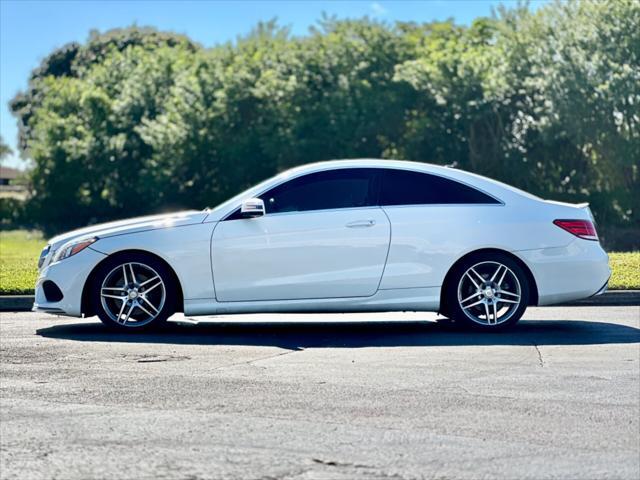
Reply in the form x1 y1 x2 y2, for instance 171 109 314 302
128 290 138 299
484 287 495 298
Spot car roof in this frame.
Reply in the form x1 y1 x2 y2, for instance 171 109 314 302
281 159 541 203
207 158 541 221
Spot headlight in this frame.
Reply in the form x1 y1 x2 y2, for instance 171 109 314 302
38 244 51 269
53 237 98 262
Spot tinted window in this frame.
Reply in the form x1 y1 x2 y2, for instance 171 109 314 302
262 168 377 214
379 169 499 206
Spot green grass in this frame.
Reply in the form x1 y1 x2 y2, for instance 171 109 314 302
608 251 640 290
0 230 638 295
0 230 45 295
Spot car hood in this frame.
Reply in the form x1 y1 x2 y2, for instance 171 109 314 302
48 210 208 250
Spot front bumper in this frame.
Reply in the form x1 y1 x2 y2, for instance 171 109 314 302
33 247 107 317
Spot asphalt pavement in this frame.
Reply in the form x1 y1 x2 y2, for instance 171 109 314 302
1 306 639 480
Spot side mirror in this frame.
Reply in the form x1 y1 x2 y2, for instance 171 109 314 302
240 198 265 218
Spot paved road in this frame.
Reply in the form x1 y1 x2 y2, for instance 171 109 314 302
1 306 639 480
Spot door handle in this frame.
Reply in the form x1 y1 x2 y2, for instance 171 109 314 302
346 219 376 228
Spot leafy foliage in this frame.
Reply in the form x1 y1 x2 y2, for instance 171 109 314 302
0 135 12 158
9 1 640 242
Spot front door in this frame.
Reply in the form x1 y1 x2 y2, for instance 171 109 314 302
211 168 391 302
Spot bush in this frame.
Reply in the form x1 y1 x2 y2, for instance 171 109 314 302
9 2 639 241
0 198 27 230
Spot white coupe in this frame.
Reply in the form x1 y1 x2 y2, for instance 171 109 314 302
34 159 610 331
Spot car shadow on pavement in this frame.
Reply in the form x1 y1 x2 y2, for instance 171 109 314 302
36 318 640 350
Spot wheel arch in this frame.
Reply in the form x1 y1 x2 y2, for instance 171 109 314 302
439 248 539 314
81 249 185 317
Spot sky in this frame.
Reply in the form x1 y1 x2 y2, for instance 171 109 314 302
0 0 546 169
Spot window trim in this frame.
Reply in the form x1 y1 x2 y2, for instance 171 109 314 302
222 166 504 221
223 166 380 221
247 204 384 219
261 168 378 216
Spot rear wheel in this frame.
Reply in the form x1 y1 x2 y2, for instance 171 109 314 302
91 253 177 330
445 253 530 330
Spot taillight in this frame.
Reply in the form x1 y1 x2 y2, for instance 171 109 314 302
553 219 598 241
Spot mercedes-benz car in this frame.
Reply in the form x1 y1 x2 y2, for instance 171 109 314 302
34 159 610 331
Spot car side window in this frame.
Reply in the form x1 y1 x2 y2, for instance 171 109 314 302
261 168 378 214
379 169 500 206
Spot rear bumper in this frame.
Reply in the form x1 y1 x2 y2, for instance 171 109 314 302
33 247 106 317
591 279 610 297
516 239 610 306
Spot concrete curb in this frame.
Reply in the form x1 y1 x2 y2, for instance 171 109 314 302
1 291 638 313
559 290 640 307
0 295 34 312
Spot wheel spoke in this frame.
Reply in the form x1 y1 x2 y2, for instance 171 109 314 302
484 301 492 324
116 300 128 322
140 296 159 314
460 292 482 305
121 303 135 325
101 293 126 300
129 263 137 284
497 297 519 304
465 272 481 289
142 280 163 294
463 299 485 310
497 289 520 299
470 268 485 284
140 275 160 287
122 265 129 285
136 301 155 319
101 286 126 298
497 267 508 287
490 264 503 282
492 301 498 324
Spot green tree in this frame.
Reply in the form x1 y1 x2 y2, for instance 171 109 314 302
9 3 640 244
11 28 200 231
491 0 640 226
0 136 12 160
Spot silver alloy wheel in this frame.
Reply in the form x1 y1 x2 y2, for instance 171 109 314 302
100 262 166 327
457 261 522 326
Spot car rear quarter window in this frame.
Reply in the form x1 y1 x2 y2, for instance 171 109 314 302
379 169 500 206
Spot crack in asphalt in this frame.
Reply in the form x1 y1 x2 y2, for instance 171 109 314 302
311 457 373 468
533 344 545 367
136 355 191 363
309 458 411 480
213 348 302 371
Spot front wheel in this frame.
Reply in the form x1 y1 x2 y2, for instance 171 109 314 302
445 254 530 330
91 253 177 330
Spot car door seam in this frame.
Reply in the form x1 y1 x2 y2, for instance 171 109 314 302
375 207 393 293
209 221 221 301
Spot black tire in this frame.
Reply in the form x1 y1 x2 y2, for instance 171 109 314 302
91 252 177 331
444 252 530 331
